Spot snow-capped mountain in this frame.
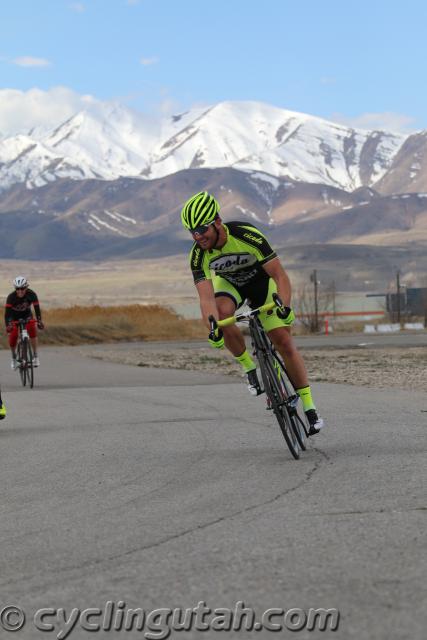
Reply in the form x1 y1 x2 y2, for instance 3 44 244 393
1 99 426 265
0 100 407 192
0 103 159 189
148 102 406 190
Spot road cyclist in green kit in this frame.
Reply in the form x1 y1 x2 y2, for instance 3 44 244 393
181 191 324 436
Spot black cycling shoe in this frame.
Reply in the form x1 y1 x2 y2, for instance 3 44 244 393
305 409 325 435
246 369 263 396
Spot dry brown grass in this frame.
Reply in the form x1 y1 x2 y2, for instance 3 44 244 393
0 304 206 347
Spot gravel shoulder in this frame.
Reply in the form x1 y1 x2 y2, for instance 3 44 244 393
85 343 427 392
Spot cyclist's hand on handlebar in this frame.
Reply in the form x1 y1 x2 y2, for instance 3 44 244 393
37 320 45 330
272 292 294 324
276 305 295 325
208 326 224 349
207 315 225 348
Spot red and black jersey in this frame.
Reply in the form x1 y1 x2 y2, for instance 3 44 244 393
5 289 42 325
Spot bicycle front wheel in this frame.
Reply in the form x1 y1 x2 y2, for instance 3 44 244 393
291 412 307 450
26 340 34 389
277 367 307 451
259 354 300 459
17 340 27 387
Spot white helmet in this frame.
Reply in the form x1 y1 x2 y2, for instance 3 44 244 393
13 276 28 289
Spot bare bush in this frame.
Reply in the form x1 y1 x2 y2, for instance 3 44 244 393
294 281 336 333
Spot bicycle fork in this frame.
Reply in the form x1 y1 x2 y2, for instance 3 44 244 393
267 357 299 415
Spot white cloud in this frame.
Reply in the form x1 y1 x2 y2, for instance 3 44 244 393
0 87 98 135
69 3 85 11
12 56 51 67
140 57 158 66
331 111 418 133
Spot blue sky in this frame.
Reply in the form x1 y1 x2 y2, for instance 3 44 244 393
1 0 426 132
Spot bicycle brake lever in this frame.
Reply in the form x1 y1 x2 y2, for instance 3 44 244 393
272 292 283 308
208 315 218 332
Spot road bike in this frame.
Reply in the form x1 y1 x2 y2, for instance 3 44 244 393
15 319 35 388
210 295 310 459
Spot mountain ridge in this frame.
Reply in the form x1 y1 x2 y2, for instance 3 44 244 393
0 100 408 192
0 100 426 271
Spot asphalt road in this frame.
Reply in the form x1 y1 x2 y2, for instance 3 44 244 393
0 345 426 640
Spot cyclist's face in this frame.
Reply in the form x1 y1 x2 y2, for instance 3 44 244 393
191 221 218 249
15 287 27 298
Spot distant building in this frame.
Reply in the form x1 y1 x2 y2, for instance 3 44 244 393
386 287 427 316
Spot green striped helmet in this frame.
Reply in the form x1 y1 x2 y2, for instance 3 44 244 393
181 191 220 230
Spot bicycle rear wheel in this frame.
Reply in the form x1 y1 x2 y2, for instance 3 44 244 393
26 340 34 388
17 339 27 387
259 354 300 459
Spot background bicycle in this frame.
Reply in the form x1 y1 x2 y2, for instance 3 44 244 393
13 319 35 388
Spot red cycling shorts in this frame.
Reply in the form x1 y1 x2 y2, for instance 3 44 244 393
8 319 37 349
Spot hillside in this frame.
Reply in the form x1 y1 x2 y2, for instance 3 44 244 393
0 100 426 274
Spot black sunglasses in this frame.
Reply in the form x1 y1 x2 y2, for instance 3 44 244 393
190 223 213 236
15 287 27 291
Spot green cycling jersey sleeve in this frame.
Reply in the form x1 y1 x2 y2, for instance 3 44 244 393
189 243 210 284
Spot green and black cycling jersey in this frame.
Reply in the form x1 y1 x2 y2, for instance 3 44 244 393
189 221 277 288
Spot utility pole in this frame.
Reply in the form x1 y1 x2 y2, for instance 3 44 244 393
396 270 401 325
331 280 337 317
310 269 319 332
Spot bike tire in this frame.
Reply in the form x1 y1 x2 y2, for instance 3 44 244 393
276 366 307 451
292 412 307 450
26 340 34 389
279 370 308 451
258 354 300 459
18 339 27 387
274 361 307 452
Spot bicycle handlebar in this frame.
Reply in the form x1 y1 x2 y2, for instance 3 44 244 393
216 301 276 327
10 318 35 327
209 293 284 330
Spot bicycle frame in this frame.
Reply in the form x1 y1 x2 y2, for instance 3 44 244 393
17 319 30 341
213 297 308 457
15 319 34 388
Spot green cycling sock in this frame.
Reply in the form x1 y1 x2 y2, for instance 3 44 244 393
296 385 316 412
235 350 256 373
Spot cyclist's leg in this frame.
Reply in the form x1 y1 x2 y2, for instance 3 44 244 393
269 326 309 387
258 279 324 432
0 387 6 420
26 319 38 354
213 276 246 357
213 277 262 394
8 323 18 368
254 278 307 386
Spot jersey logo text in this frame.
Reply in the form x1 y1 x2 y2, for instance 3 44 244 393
243 232 263 245
192 247 201 267
210 253 256 273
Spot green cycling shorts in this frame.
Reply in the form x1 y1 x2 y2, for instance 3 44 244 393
213 275 293 332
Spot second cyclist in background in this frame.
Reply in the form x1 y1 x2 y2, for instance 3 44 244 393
5 276 45 370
